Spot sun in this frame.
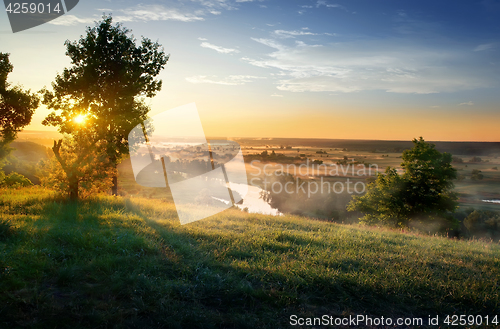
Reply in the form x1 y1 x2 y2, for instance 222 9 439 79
73 114 87 124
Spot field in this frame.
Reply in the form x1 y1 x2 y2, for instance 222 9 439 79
235 138 500 214
1 187 499 328
8 134 500 217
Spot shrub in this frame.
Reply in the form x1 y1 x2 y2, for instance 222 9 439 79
348 137 457 228
0 172 33 188
471 169 484 180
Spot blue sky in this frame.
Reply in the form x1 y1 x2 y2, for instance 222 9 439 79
1 0 500 140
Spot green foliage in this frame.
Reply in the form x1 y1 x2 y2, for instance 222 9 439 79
471 169 484 180
464 210 500 240
347 167 406 226
348 137 458 227
41 15 169 195
0 141 48 185
0 53 39 161
40 135 114 199
0 171 33 188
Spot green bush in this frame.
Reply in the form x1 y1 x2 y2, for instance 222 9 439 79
471 169 484 180
464 210 500 240
0 172 33 188
348 137 458 228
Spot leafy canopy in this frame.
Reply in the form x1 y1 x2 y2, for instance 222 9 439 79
41 15 169 160
348 137 458 227
0 53 39 161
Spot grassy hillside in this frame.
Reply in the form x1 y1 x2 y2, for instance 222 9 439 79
1 187 499 328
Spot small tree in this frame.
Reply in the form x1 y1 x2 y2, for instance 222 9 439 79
471 169 484 180
348 137 458 227
41 132 114 200
0 53 39 162
41 15 169 196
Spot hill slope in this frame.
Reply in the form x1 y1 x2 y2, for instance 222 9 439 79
0 187 499 328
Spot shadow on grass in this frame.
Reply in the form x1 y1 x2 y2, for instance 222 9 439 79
1 192 499 328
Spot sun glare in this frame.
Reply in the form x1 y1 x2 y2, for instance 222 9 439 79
73 114 87 124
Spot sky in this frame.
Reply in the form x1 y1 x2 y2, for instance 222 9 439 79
1 0 500 141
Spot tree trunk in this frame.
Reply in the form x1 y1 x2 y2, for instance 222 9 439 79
111 157 118 195
69 176 79 200
53 139 79 201
112 173 118 196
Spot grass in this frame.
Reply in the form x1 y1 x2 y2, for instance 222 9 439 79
0 187 499 328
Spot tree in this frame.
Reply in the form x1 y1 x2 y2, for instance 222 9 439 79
41 133 114 200
41 15 169 196
0 53 39 162
471 169 484 180
348 137 458 227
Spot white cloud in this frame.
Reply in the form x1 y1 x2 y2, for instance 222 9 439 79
474 43 494 52
200 42 240 54
186 75 265 85
49 15 97 26
316 1 347 10
198 37 208 41
251 38 285 50
271 29 336 39
243 38 498 94
190 0 237 11
116 5 204 22
273 29 318 38
295 40 322 47
459 101 474 106
49 5 205 26
52 1 267 26
192 0 265 11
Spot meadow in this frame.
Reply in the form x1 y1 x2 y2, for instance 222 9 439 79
236 138 500 213
1 187 499 328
